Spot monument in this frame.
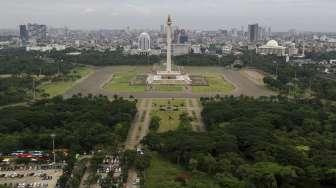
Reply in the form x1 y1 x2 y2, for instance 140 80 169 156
146 15 191 85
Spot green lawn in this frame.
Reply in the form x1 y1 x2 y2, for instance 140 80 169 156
192 74 234 93
152 99 186 107
151 110 182 132
145 153 185 188
152 85 184 92
104 67 146 93
145 153 220 188
103 65 235 93
39 67 92 97
151 99 186 132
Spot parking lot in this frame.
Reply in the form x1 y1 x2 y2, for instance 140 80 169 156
0 168 62 188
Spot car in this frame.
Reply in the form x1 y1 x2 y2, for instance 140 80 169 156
11 150 25 156
30 151 44 157
133 177 140 185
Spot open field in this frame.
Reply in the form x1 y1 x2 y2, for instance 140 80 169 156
151 99 186 132
151 85 184 92
39 67 92 97
184 66 235 93
192 74 234 93
103 66 151 93
145 153 219 188
144 153 185 188
242 69 266 86
103 65 234 94
64 66 275 99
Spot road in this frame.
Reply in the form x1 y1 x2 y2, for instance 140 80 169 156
124 99 152 188
186 98 205 132
64 66 275 99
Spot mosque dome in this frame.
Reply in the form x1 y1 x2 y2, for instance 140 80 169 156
139 32 150 39
266 40 279 47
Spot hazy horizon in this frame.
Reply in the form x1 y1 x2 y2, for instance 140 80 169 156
1 0 336 32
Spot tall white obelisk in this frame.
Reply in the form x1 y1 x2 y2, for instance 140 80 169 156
166 15 172 72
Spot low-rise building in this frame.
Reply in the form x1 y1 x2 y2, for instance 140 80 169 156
257 40 286 56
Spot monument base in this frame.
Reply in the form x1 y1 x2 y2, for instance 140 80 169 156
146 71 191 85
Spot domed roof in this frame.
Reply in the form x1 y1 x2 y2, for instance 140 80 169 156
266 40 279 47
139 32 150 39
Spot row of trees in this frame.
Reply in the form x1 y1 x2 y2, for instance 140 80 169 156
240 50 336 100
0 76 37 106
0 48 75 75
142 96 336 187
48 48 161 66
0 48 80 106
173 54 235 66
0 95 137 153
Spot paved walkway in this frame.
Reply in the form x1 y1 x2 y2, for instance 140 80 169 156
124 99 152 188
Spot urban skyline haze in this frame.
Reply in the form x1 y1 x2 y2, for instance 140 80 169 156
1 0 336 32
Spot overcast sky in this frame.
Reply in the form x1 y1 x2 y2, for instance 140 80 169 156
1 0 335 32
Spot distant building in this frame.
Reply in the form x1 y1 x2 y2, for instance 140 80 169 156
19 25 29 44
160 25 165 33
27 23 47 42
222 44 232 54
257 40 286 56
26 44 66 52
283 42 299 57
172 44 190 56
191 45 202 54
173 29 180 43
248 24 259 42
138 32 151 51
178 29 188 44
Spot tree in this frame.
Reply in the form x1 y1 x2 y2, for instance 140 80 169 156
149 116 161 132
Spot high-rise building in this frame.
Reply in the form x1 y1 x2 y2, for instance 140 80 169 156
19 25 29 44
160 25 165 33
173 29 180 43
178 29 188 44
248 24 259 42
138 32 151 51
27 23 47 41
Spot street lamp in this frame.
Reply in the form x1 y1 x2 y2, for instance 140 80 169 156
50 133 56 165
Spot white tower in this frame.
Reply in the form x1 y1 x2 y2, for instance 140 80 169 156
138 32 151 51
166 15 172 72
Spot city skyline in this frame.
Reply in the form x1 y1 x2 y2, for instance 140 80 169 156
1 0 336 32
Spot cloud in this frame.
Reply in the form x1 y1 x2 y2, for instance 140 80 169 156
83 8 96 14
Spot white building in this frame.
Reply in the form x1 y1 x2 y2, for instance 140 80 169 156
191 45 202 54
26 44 66 52
222 44 232 54
138 32 151 51
257 40 286 56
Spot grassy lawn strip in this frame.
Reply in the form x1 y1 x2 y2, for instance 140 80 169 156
151 110 182 132
104 68 145 93
39 67 92 97
145 153 219 188
153 85 184 92
145 153 183 188
192 74 234 93
151 99 186 132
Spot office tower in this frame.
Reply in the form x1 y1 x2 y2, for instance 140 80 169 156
19 25 29 44
178 29 188 44
248 24 259 42
160 25 165 33
27 23 47 41
173 29 180 43
138 32 151 50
